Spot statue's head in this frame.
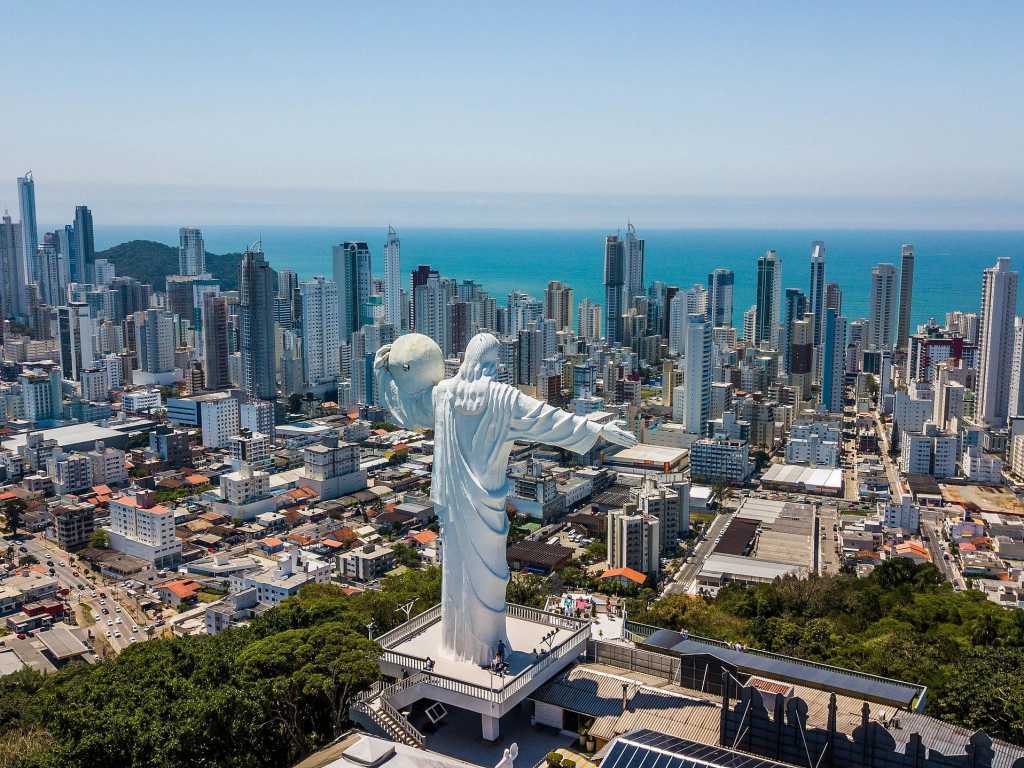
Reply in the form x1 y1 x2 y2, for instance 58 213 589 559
453 332 500 414
386 333 444 396
459 332 500 381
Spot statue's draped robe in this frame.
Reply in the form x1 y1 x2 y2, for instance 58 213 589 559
433 379 602 665
382 374 602 665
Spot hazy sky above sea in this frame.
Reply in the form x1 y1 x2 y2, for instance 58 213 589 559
3 2 1023 229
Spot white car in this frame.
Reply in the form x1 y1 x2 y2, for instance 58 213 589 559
114 632 122 639
131 625 139 633
105 630 112 638
90 591 97 598
116 617 123 624
106 619 113 626
114 606 121 613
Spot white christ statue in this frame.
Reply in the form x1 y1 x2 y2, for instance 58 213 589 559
374 332 636 666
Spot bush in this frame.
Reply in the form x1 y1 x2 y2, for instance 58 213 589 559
561 759 576 768
545 752 563 767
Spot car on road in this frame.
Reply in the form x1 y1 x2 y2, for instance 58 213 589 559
131 625 139 633
106 619 113 626
16 633 26 640
45 560 53 566
105 630 112 638
90 591 96 597
72 571 80 577
114 632 122 639
18 546 26 553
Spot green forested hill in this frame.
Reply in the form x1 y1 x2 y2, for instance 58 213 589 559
97 240 244 291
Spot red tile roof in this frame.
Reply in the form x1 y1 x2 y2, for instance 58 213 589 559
409 530 438 546
600 566 647 585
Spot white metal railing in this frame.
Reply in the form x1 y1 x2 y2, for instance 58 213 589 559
379 698 425 747
373 604 441 648
507 603 590 631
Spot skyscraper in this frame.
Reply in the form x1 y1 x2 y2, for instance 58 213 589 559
754 250 781 346
867 263 898 351
821 308 847 414
178 227 205 277
73 206 95 284
239 245 277 401
36 242 62 306
133 308 176 376
808 241 826 346
383 226 402 329
413 268 447 352
825 282 843 316
17 173 38 285
789 316 813 400
200 292 230 390
603 234 625 346
623 222 645 304
977 257 1019 427
682 313 711 435
0 213 24 319
300 276 340 389
544 280 573 331
742 305 756 341
578 298 601 340
706 268 734 328
782 288 807 374
896 244 915 353
332 241 372 343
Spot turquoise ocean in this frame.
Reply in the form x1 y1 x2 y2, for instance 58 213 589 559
95 226 1024 330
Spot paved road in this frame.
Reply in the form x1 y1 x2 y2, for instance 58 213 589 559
873 416 903 497
817 505 841 576
14 536 150 655
920 511 967 590
664 510 733 595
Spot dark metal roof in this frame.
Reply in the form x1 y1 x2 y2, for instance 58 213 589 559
640 629 923 709
714 517 760 556
602 729 799 768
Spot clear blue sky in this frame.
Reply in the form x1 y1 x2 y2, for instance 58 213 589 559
2 2 1022 228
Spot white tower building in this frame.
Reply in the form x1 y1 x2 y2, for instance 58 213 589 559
300 276 341 389
977 257 1019 426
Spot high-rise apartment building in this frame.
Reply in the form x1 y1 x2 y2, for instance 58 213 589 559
178 227 205 276
413 268 447 352
825 282 842 315
977 257 1019 426
239 245 277 401
821 308 847 413
623 222 645 304
808 241 826 346
867 263 898 351
0 213 24 319
544 280 573 331
383 226 402 329
578 299 600 340
73 205 95 283
300 276 340 389
603 234 625 345
17 173 38 284
896 244 915 353
742 305 756 341
682 313 711 436
706 268 734 328
782 289 807 374
200 292 230 389
134 308 176 375
332 241 372 343
754 250 781 346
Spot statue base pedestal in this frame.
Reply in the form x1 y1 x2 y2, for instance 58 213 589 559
373 604 590 741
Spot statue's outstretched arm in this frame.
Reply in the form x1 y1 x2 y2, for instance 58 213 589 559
508 389 637 454
374 344 434 429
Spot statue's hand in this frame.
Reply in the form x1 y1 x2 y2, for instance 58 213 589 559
600 423 638 448
373 344 393 375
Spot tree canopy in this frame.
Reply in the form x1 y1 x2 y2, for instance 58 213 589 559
0 567 441 768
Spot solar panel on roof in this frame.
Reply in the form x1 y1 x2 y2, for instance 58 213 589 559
602 730 798 768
